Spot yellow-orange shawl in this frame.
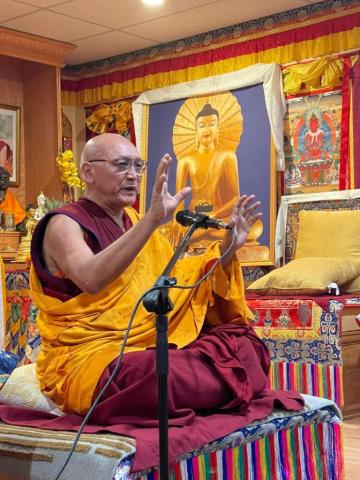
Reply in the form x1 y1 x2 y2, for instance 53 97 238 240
30 208 252 414
1 191 26 225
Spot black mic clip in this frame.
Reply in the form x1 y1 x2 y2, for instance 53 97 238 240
192 212 211 228
143 276 177 314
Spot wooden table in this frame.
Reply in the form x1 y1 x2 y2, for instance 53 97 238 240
0 231 22 262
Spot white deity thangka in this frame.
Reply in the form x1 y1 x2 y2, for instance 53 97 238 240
34 191 48 221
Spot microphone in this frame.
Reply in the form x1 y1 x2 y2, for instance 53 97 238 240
176 210 233 230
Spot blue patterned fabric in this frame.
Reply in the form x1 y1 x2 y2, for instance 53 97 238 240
0 349 19 386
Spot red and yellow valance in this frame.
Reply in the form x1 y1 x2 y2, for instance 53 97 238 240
61 8 360 106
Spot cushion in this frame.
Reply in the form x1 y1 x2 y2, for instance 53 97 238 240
247 257 360 296
0 363 64 416
295 210 360 259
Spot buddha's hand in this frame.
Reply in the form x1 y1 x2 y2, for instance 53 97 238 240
147 154 191 225
220 195 262 259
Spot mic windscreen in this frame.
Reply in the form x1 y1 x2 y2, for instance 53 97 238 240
175 210 195 226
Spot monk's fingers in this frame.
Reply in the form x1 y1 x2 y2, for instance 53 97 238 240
153 173 167 196
246 212 263 227
154 159 171 195
162 176 169 195
234 195 250 211
234 195 256 215
154 155 171 192
174 186 192 204
243 201 261 219
234 200 259 223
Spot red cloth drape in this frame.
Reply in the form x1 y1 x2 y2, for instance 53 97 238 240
339 57 351 190
351 56 360 188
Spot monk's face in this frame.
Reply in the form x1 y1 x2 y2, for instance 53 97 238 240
87 137 141 209
196 114 219 147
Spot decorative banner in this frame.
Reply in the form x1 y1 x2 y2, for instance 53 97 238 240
61 6 360 106
61 111 72 151
282 57 343 95
283 91 342 195
134 64 281 265
85 102 132 135
85 101 134 141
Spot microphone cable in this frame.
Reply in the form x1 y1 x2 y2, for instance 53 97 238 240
55 229 236 479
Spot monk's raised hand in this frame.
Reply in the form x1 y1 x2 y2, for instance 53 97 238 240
221 195 262 259
148 154 191 224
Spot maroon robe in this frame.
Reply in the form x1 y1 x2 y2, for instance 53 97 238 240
31 198 132 301
0 198 304 473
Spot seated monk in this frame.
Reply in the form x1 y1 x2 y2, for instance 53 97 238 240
0 166 26 226
1 133 303 471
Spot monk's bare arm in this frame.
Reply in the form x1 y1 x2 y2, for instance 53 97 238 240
43 212 162 294
43 155 191 294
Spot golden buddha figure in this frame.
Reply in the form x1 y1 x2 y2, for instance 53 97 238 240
16 207 38 262
168 93 263 250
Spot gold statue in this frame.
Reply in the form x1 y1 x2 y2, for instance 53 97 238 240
168 93 263 249
16 207 38 262
34 191 48 221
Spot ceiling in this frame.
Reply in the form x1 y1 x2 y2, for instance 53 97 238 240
1 0 324 66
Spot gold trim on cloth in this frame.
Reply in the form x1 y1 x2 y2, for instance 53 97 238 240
253 303 322 341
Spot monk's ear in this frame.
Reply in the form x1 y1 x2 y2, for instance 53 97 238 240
81 163 94 185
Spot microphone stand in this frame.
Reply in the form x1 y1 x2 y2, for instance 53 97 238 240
143 221 200 479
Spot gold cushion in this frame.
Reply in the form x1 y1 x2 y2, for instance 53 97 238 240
342 274 360 294
295 210 360 259
0 363 64 416
247 257 360 296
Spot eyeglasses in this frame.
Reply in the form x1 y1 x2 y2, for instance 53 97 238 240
88 158 146 176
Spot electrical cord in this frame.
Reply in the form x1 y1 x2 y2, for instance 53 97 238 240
55 230 236 479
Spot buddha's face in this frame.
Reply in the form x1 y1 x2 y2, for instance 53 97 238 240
196 114 219 148
28 208 36 218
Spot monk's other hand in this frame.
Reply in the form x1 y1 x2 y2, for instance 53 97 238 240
220 195 262 261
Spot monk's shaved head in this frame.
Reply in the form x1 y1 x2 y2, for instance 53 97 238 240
80 133 136 168
79 133 142 199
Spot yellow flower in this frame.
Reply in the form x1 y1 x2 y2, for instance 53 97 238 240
56 149 83 191
62 150 74 161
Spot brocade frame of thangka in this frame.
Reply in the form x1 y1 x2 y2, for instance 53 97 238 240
132 64 286 266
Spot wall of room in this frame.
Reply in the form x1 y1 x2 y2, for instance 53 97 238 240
0 55 26 209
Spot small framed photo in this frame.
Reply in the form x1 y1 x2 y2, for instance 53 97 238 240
0 104 20 186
